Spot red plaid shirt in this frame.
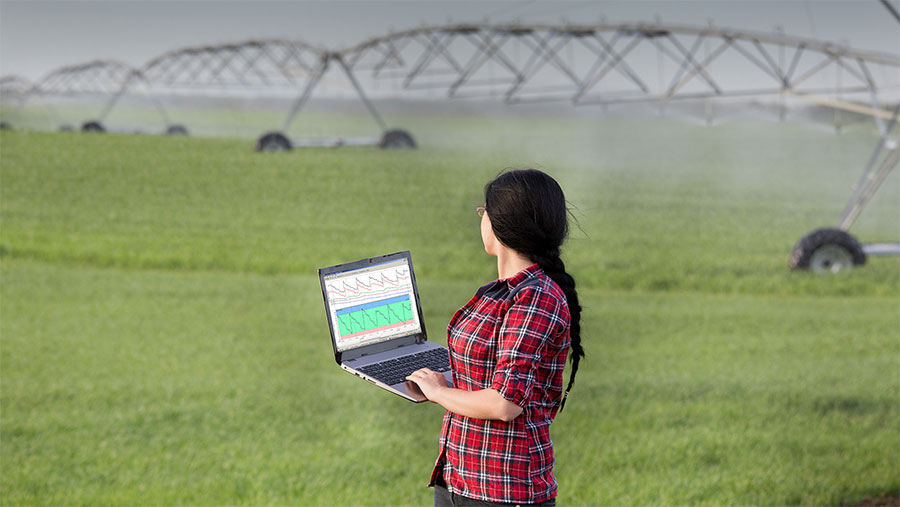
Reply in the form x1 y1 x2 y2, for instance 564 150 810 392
429 264 570 504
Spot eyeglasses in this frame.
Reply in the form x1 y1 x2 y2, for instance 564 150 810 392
476 205 486 217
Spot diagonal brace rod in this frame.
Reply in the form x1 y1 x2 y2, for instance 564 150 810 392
837 103 900 230
334 55 387 131
281 59 329 132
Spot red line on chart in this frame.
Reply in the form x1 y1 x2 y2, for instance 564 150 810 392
326 271 410 299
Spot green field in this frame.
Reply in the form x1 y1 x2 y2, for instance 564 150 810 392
1 114 898 505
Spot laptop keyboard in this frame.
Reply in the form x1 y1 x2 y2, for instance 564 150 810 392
357 348 451 386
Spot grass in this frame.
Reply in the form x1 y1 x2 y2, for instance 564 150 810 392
1 114 898 505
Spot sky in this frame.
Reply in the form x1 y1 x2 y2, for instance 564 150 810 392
1 0 898 83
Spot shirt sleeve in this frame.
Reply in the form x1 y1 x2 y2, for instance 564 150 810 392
490 286 564 407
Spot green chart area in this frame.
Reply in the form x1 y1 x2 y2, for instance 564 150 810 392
336 295 414 338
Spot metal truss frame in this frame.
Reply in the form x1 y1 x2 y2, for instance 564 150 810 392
0 75 33 104
16 60 173 131
136 39 387 138
141 38 329 89
0 75 35 126
340 23 898 127
0 75 37 128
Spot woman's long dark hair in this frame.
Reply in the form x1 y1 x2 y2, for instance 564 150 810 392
484 168 584 410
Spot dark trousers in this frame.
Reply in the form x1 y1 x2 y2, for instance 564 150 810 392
434 484 556 507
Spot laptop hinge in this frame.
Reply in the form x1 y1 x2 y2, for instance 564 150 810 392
342 333 422 361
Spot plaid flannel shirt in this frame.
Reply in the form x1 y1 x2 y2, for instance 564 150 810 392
429 264 570 504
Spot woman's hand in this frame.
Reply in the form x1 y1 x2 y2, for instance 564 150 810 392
406 368 449 401
406 370 523 421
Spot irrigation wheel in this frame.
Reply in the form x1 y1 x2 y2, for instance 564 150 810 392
255 131 292 152
81 120 106 133
378 129 416 149
166 124 189 136
789 227 866 273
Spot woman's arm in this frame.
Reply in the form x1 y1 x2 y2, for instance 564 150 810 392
406 368 524 422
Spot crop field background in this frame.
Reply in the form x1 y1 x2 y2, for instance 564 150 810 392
1 110 898 505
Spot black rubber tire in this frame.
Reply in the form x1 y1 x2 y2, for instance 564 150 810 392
81 121 105 133
255 131 292 152
166 124 189 136
59 124 74 132
0 121 11 130
378 129 416 149
789 227 866 271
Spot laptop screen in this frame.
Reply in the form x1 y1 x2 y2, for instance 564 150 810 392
322 256 423 352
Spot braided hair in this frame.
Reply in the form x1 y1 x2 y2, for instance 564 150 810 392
484 169 584 410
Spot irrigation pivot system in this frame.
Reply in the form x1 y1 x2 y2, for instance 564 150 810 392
338 21 899 271
5 22 897 149
341 22 897 118
10 60 188 135
2 39 420 147
1 15 897 272
128 39 413 150
0 75 32 130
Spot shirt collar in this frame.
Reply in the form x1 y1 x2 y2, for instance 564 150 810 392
503 263 541 289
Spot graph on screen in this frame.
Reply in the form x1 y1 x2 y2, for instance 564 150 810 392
324 258 422 351
336 295 414 338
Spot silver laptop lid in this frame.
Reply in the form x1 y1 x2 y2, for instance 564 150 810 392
318 251 427 364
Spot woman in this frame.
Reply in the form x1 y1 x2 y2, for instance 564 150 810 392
407 169 584 507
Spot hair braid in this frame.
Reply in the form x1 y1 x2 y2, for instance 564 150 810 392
533 251 583 411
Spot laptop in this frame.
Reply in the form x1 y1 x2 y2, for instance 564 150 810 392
318 251 452 402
